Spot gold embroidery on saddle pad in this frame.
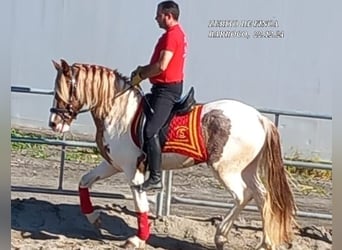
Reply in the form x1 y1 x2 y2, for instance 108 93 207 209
131 104 208 163
163 105 208 162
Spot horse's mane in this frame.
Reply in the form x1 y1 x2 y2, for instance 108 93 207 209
55 63 139 135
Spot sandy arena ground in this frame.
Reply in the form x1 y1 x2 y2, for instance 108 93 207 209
11 128 332 250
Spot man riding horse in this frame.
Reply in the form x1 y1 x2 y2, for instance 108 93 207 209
130 1 187 192
48 2 297 249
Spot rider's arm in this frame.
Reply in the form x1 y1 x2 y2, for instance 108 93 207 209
139 50 173 79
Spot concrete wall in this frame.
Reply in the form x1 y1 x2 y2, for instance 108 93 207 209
9 0 334 161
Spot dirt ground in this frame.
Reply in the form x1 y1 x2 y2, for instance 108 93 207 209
11 127 332 250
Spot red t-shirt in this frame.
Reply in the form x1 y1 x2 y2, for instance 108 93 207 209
149 24 187 84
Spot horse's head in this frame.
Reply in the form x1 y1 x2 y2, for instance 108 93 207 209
48 59 84 133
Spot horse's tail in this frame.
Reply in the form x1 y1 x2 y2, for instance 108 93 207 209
258 116 297 247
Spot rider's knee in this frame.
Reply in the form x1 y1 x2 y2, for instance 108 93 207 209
144 126 158 140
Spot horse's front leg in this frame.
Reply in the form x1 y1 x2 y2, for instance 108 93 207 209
78 160 121 224
123 168 151 249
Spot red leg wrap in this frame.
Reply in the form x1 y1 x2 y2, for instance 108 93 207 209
78 187 94 214
136 212 150 240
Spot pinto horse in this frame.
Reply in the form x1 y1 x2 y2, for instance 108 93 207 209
48 59 296 250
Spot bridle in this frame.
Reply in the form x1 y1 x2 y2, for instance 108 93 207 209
49 65 139 121
49 66 87 121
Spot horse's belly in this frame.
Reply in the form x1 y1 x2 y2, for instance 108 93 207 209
161 153 198 170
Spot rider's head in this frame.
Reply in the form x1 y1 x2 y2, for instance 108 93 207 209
155 1 180 29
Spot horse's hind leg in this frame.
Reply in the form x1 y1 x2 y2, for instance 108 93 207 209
250 164 281 250
212 166 254 249
242 159 271 249
215 192 253 249
253 187 272 250
78 160 121 224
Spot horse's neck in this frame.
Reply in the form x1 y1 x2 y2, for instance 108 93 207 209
93 89 141 137
90 89 141 164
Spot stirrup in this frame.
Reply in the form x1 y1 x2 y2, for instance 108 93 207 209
142 177 163 191
133 178 163 193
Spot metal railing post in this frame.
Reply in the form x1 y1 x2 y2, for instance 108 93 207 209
274 113 280 127
57 133 66 190
156 171 166 217
165 170 173 216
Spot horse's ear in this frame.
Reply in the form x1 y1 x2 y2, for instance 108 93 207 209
52 60 61 70
60 59 70 73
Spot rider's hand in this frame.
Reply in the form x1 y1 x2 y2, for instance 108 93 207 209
130 66 143 86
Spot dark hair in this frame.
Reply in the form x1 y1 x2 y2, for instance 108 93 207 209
158 1 180 21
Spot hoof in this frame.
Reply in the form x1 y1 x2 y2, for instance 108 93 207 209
85 209 101 226
256 242 272 250
122 236 146 249
93 217 102 228
215 235 227 250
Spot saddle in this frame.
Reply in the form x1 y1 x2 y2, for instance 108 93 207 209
131 86 208 165
139 86 196 149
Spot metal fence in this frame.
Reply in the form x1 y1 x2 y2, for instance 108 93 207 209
11 86 332 221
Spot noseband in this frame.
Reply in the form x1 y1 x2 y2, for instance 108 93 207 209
50 65 138 121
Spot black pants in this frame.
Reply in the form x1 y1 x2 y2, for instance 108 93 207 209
144 83 183 141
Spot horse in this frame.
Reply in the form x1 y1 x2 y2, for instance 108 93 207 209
48 59 296 250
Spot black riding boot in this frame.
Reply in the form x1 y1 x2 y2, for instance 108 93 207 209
142 134 163 192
